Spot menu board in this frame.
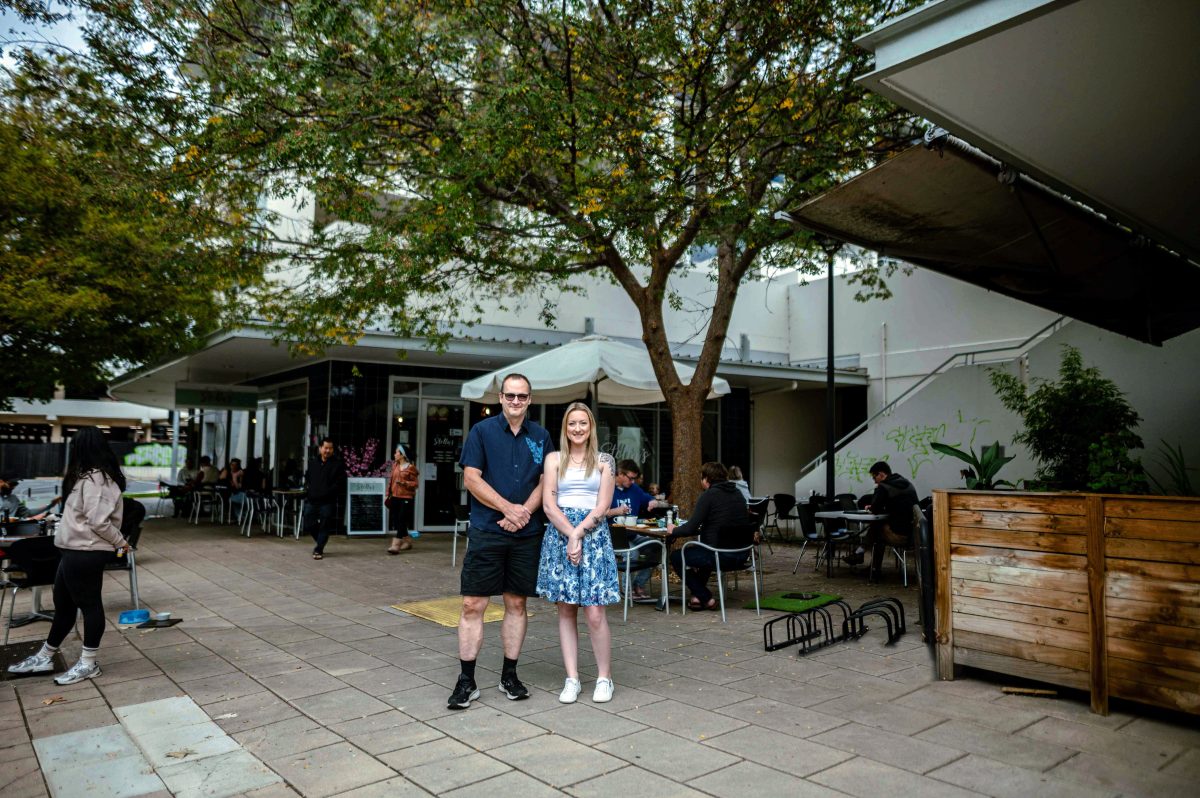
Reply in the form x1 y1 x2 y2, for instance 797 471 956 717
346 477 387 536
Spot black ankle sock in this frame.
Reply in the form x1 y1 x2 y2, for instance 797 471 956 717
460 659 476 680
502 657 518 676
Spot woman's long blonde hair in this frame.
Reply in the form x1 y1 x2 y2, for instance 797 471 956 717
558 402 599 481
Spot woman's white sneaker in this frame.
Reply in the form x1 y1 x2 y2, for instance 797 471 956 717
592 677 614 703
54 661 101 685
559 677 582 703
7 652 54 674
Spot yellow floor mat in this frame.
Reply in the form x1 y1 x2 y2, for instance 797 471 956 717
391 596 516 627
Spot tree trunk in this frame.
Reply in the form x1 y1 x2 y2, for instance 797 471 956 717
664 389 705 515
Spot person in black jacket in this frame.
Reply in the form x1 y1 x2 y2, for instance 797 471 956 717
303 438 346 560
665 462 751 611
856 460 919 582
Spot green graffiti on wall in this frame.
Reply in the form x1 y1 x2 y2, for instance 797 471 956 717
123 443 173 468
835 411 991 481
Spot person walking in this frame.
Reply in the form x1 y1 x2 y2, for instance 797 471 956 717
386 444 419 554
538 402 620 703
303 437 346 560
7 426 130 685
449 374 553 710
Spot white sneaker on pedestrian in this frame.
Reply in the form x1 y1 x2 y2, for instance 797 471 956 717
559 677 582 704
7 652 54 674
592 677 614 703
54 660 101 685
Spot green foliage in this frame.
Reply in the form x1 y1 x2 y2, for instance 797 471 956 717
1086 433 1149 495
990 346 1145 492
0 48 267 402
1148 440 1198 496
930 440 1015 490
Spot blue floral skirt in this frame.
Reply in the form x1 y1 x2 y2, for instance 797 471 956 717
537 507 621 606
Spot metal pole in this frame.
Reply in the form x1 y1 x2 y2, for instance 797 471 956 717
170 410 181 482
826 251 836 500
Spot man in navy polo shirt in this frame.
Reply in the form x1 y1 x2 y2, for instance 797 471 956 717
449 373 554 710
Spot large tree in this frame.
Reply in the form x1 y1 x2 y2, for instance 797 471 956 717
21 0 913 508
0 42 265 403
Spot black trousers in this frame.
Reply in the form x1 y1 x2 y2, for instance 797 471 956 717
390 498 414 538
47 549 112 650
669 548 749 604
304 501 339 554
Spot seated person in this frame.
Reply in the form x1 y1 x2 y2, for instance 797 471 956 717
242 458 267 494
665 462 752 611
847 460 918 581
604 460 665 600
0 473 29 518
196 455 219 486
223 458 247 516
727 465 751 503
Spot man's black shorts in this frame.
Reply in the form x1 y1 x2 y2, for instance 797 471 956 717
460 527 541 597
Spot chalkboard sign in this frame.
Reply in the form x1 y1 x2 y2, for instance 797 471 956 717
346 477 387 536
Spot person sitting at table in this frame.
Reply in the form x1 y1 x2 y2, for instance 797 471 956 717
846 460 919 582
0 473 29 518
665 462 752 611
242 457 267 494
196 455 219 486
603 460 664 601
222 458 247 518
726 465 751 503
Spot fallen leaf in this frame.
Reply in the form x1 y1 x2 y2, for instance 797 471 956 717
165 749 196 759
41 696 67 706
212 712 238 719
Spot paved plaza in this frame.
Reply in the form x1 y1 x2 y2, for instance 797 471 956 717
1 518 1196 797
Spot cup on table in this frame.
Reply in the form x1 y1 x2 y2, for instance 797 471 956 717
155 612 172 622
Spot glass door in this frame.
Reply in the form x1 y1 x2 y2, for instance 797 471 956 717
418 399 466 530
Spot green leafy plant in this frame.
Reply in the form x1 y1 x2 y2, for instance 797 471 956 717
1086 433 1149 494
1148 440 1198 496
930 441 1016 489
991 346 1145 491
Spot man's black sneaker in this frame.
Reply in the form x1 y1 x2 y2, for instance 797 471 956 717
498 672 530 701
844 551 865 566
447 674 480 710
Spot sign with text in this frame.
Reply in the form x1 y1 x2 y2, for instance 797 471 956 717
345 477 387 536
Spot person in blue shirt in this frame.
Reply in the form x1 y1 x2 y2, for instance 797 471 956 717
449 373 554 710
603 460 664 600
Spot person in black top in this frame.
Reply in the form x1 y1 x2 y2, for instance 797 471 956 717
858 460 919 582
303 438 346 560
665 462 752 611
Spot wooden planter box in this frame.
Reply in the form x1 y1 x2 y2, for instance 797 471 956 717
933 490 1200 715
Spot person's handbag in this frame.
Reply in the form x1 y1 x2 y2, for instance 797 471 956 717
384 495 395 510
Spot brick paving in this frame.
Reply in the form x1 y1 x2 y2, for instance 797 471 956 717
1 518 1196 797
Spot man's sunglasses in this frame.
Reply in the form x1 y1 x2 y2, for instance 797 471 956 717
501 392 530 403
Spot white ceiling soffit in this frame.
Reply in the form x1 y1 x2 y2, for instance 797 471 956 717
857 0 1200 264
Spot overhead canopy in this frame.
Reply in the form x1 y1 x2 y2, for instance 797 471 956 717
786 137 1200 344
855 0 1200 265
460 335 732 405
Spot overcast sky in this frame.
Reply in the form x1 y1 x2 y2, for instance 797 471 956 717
1 7 87 67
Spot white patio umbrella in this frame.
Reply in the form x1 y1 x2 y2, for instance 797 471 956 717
460 335 731 406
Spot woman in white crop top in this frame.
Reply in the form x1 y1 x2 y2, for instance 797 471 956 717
537 402 620 704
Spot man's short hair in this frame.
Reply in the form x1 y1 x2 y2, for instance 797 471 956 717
617 459 641 477
701 461 728 484
320 437 334 447
199 455 212 465
869 461 892 477
500 373 531 393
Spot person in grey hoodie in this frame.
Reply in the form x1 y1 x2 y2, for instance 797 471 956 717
7 427 129 685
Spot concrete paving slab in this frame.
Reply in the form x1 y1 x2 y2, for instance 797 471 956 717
328 711 443 756
597 728 739 781
809 756 984 798
116 696 213 738
564 765 710 798
618 698 748 741
440 770 562 798
400 751 510 795
686 760 846 798
267 742 396 798
157 748 280 798
332 775 435 797
290 686 393 725
700 724 853 777
491 733 624 787
232 715 344 761
929 754 1118 798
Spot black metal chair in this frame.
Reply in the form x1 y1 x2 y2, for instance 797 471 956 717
747 497 770 552
835 493 859 512
766 493 800 541
0 536 61 645
105 498 144 609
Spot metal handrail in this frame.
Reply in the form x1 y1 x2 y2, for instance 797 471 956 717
798 315 1067 477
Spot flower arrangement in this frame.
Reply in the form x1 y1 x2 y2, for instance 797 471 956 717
342 438 391 477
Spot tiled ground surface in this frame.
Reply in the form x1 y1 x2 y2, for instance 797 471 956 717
1 518 1197 797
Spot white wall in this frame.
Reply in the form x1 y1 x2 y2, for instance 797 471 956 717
793 320 1200 499
788 267 1060 413
751 388 827 497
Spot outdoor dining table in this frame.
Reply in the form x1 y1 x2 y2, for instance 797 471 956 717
813 510 888 577
272 489 306 538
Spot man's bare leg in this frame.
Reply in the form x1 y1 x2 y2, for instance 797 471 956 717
457 596 490 661
500 593 528 658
